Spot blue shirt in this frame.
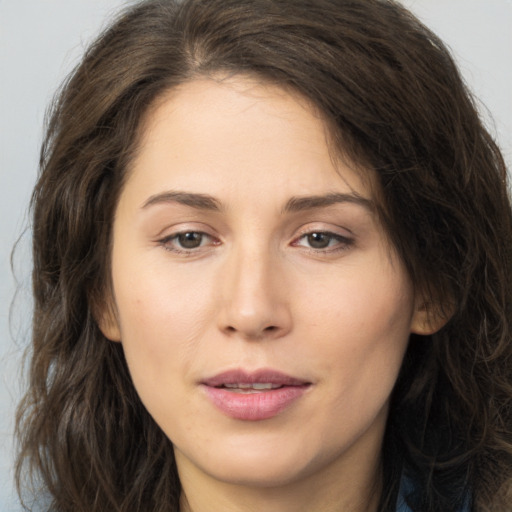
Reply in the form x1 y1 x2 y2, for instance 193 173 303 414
396 474 470 512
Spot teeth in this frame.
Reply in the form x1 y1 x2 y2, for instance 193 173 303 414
252 383 278 390
223 383 281 390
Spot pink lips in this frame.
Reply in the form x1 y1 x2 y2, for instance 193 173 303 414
201 369 310 421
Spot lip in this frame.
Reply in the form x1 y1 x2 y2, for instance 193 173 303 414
201 369 311 421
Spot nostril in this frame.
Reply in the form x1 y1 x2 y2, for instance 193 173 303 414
224 324 279 336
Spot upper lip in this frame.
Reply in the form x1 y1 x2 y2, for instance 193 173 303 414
201 369 310 388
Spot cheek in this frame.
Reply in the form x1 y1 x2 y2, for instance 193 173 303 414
297 259 413 397
114 253 213 340
111 263 216 404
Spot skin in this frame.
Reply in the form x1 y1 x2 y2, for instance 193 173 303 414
100 76 438 512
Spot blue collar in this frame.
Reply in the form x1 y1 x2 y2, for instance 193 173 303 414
396 474 470 512
396 473 414 512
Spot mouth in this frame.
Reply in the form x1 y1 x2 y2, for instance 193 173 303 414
217 382 285 393
201 369 311 421
202 368 310 387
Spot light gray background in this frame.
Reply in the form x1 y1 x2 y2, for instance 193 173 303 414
1 0 511 508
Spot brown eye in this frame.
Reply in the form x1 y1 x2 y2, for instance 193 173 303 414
159 230 219 254
307 232 333 249
177 232 204 249
292 230 354 253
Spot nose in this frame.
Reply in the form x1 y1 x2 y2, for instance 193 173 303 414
217 246 292 341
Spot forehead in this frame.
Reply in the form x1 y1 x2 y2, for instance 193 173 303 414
124 76 376 206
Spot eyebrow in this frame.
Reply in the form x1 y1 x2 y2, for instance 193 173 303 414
141 190 374 214
283 192 374 214
142 191 222 211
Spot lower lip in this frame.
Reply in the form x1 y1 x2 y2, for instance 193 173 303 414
202 385 309 421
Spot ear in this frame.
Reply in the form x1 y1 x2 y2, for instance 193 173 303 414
92 297 122 342
410 295 454 336
97 310 122 342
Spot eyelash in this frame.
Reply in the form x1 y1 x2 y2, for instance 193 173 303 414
292 231 354 253
158 231 219 254
157 230 354 255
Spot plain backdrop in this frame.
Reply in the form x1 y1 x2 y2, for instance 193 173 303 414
1 0 511 508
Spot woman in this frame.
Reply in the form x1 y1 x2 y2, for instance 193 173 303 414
16 0 512 510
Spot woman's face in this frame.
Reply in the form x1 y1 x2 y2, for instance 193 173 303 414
102 77 428 491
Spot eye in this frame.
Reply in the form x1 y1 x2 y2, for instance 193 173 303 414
176 232 206 249
293 231 353 251
159 231 217 253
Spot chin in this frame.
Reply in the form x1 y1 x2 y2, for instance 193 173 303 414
203 456 313 488
174 430 334 489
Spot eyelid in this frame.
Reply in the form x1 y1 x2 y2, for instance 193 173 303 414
292 222 354 239
152 220 215 239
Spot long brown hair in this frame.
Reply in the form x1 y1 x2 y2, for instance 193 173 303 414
16 1 512 510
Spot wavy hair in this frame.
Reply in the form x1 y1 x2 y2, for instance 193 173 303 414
16 0 512 510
